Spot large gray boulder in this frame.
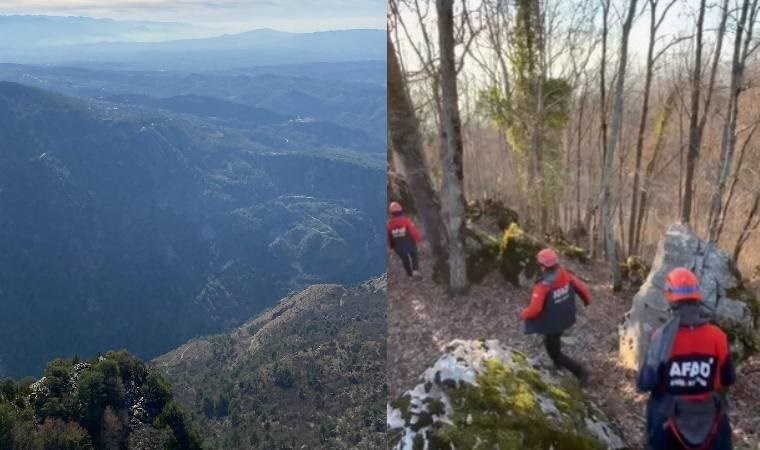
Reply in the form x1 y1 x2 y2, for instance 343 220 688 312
388 339 627 450
619 223 757 369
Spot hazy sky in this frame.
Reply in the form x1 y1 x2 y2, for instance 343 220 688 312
0 0 387 32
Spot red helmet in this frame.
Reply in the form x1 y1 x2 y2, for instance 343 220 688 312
664 267 702 303
536 248 559 268
389 201 403 214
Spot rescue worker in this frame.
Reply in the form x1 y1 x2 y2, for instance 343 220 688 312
387 201 422 278
520 248 591 385
637 267 735 450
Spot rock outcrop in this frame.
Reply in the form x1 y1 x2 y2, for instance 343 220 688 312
619 223 758 369
466 222 588 286
388 339 627 450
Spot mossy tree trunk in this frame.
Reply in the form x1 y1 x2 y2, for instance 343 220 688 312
387 34 450 279
601 0 636 292
436 0 469 294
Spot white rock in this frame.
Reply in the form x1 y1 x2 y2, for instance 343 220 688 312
388 339 626 449
619 223 754 369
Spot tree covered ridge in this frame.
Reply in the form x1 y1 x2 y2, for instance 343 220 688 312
0 350 202 450
154 280 387 449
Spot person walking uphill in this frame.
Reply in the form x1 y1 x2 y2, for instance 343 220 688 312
520 248 591 385
387 202 422 278
637 267 735 450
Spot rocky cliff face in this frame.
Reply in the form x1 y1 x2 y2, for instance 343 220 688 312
619 223 758 369
388 339 627 450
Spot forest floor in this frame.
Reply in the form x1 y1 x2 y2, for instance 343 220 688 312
387 244 760 449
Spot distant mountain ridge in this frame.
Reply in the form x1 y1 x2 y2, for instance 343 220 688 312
0 17 386 70
103 94 290 125
0 15 205 47
0 63 387 140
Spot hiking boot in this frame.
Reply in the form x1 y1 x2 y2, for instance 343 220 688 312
412 270 422 279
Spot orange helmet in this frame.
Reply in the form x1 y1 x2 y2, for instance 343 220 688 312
536 248 559 268
389 201 403 214
664 267 702 303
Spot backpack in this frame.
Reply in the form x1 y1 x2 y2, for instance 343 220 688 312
641 317 728 449
664 392 726 449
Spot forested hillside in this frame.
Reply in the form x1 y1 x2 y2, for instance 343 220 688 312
155 279 387 449
0 81 384 377
0 351 201 449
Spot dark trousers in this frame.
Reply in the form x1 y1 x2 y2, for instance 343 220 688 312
394 245 419 277
544 333 585 379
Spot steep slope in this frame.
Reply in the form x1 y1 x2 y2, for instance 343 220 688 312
154 278 387 449
0 82 384 377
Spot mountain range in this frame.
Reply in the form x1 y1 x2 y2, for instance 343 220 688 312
0 63 386 140
0 16 385 71
0 15 387 448
0 15 207 47
0 79 385 378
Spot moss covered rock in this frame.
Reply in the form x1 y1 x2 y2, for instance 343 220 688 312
465 223 590 286
464 200 591 286
463 223 541 286
388 340 627 450
499 223 544 286
466 199 519 230
553 237 590 264
619 256 650 286
465 228 502 284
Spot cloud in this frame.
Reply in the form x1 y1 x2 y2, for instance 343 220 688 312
0 0 386 31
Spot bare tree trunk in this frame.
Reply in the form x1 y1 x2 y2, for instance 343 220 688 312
598 0 609 260
436 0 468 294
707 0 757 242
678 97 684 213
681 0 706 224
387 35 450 278
682 0 729 224
634 88 677 253
717 121 760 239
534 78 547 233
628 0 660 255
733 190 760 264
601 0 637 291
575 83 587 230
535 1 549 234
